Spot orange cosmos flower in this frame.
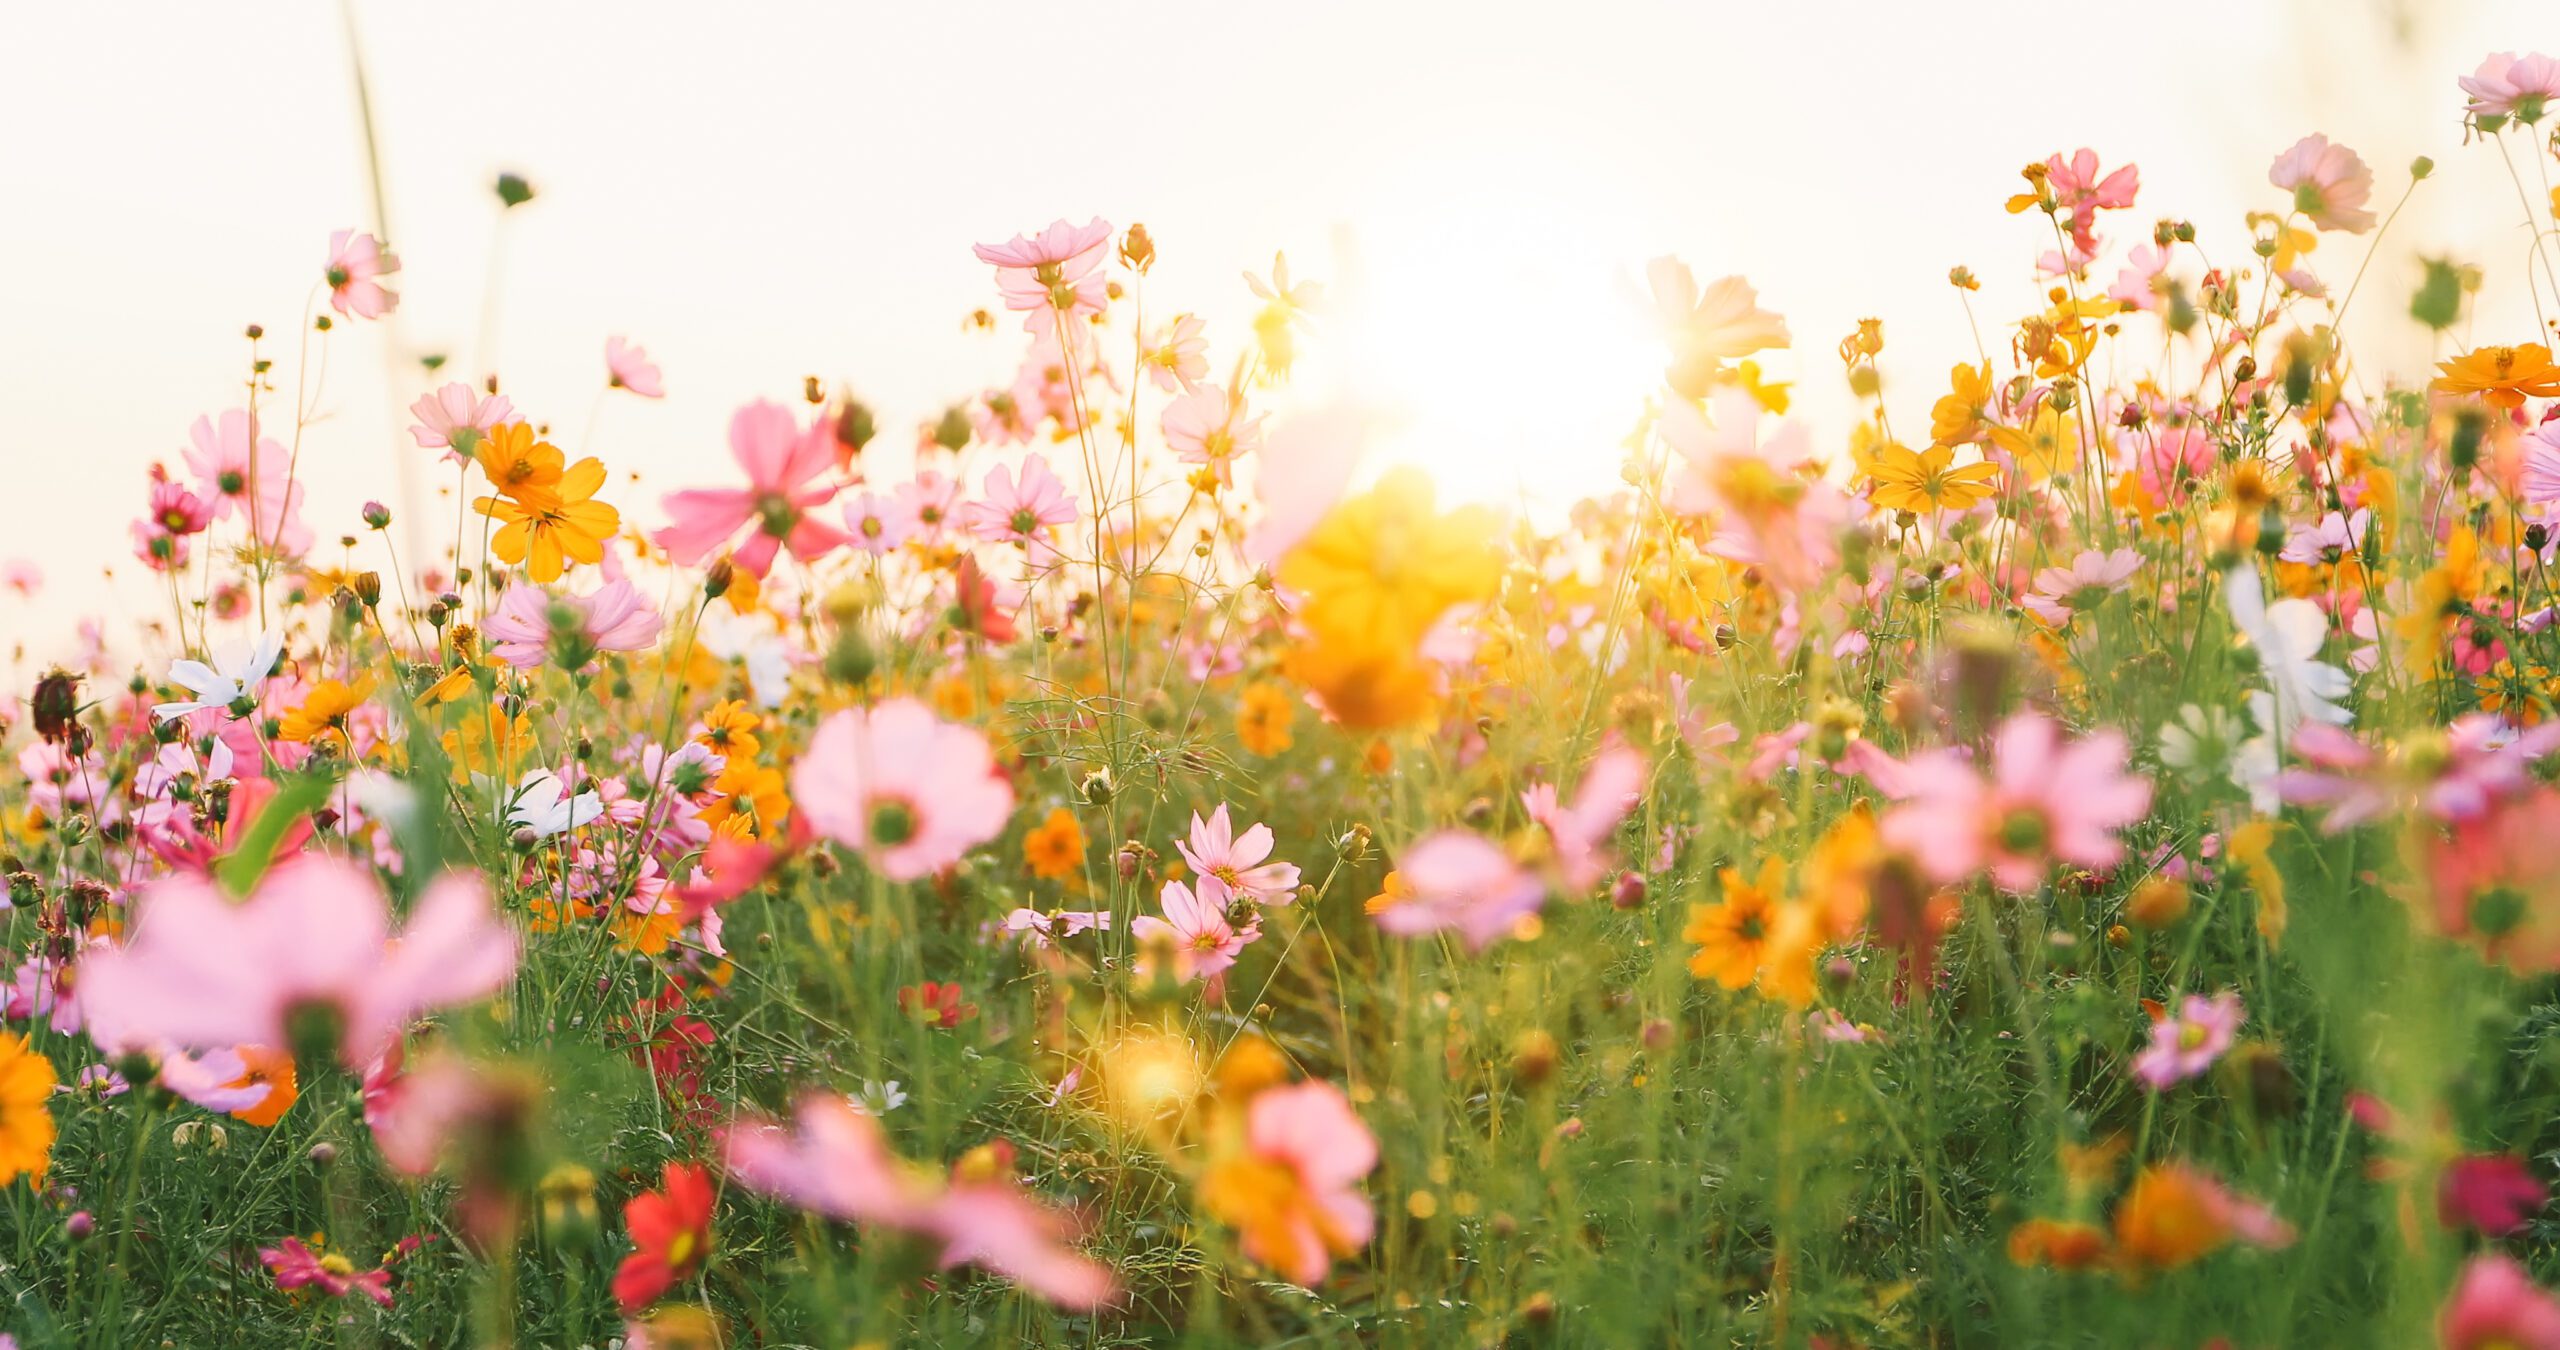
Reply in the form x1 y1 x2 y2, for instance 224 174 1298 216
2433 343 2560 411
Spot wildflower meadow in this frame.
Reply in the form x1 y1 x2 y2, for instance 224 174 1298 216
14 40 2560 1350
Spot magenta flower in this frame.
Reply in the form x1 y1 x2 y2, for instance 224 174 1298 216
324 229 400 319
2462 51 2560 124
1881 712 2152 892
655 400 849 577
2440 1154 2548 1237
79 857 516 1067
2269 134 2376 233
261 1236 394 1307
790 699 1014 881
2443 1254 2560 1350
407 384 514 463
605 336 664 397
972 217 1113 330
1374 831 1547 952
960 454 1079 560
721 1093 1115 1309
1131 877 1255 984
1519 744 1644 892
482 578 663 669
2131 991 2244 1090
1174 805 1301 905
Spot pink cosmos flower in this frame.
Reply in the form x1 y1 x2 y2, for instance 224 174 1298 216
1142 313 1209 393
1131 876 1255 983
1175 805 1301 905
606 337 664 398
960 454 1079 559
2443 1253 2560 1350
181 410 310 556
2269 134 2377 233
157 1047 276 1116
261 1237 394 1307
2041 148 2140 268
1645 258 1791 396
841 490 917 556
790 699 1014 881
324 229 400 319
2462 52 2560 124
655 400 849 577
722 1093 1116 1308
1002 908 1113 949
2107 244 2170 311
2279 508 2372 565
973 218 1114 331
2131 991 2244 1090
2521 419 2560 504
0 558 38 598
2022 547 2143 625
367 1046 511 1176
1520 744 1644 892
894 470 963 542
2275 715 2560 832
1374 831 1547 951
1161 385 1265 487
1227 1081 1378 1287
1882 712 2153 892
79 857 516 1067
2440 1155 2548 1237
483 578 665 669
407 384 515 463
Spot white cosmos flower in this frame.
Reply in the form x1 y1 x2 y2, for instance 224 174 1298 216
150 631 284 722
505 770 604 838
2226 565 2353 739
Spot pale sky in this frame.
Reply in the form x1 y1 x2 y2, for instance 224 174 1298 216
2 0 2551 664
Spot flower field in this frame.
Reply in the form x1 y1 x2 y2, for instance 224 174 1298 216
11 47 2560 1350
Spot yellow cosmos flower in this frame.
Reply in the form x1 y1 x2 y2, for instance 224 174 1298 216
477 456 619 583
1868 443 2001 515
279 676 374 744
1278 467 1501 649
473 421 566 504
1930 362 1999 447
1682 858 1821 1006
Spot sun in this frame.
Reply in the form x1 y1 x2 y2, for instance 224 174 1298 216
1313 186 1664 526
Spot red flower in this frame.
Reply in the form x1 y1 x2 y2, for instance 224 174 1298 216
898 981 978 1029
613 1163 715 1313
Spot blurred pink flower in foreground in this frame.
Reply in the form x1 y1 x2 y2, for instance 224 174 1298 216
1520 744 1644 892
324 229 399 319
2268 134 2376 233
656 400 848 577
722 1093 1116 1308
1216 1081 1378 1287
80 857 516 1067
1883 712 2152 892
1374 831 1546 951
606 337 664 397
2442 1253 2560 1350
791 699 1013 881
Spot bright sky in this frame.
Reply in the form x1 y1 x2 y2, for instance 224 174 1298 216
1 0 2550 664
